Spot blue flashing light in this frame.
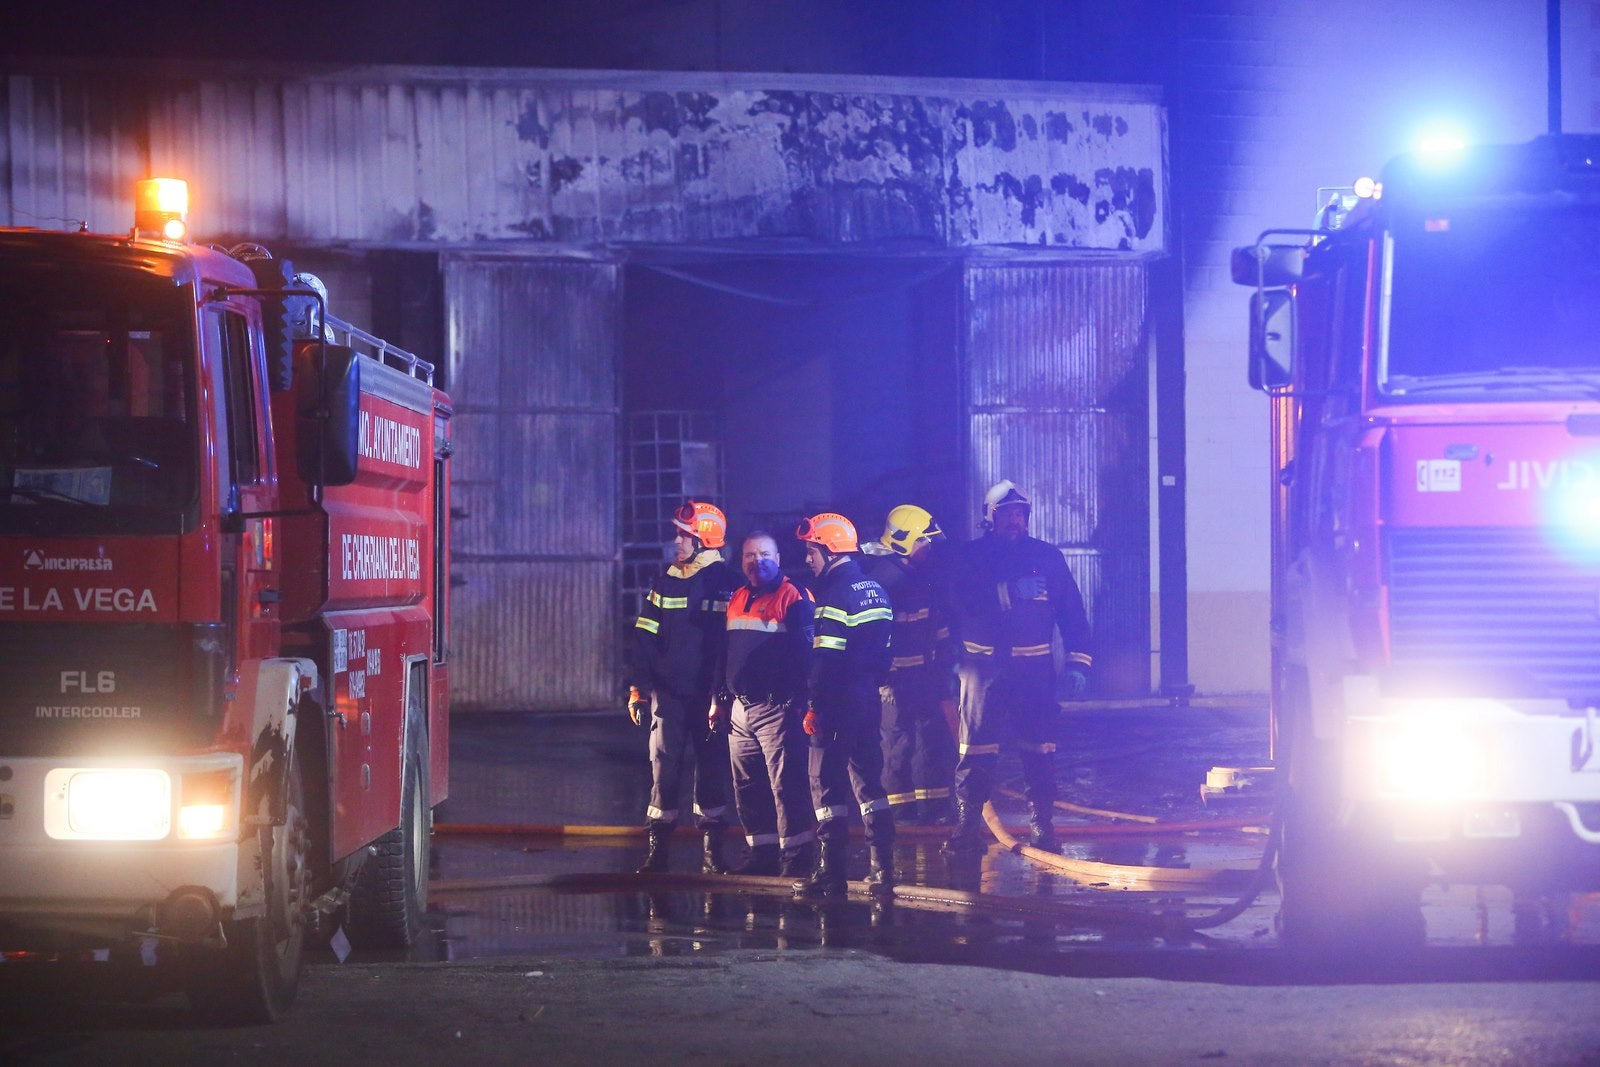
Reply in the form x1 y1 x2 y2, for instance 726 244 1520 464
1413 125 1470 168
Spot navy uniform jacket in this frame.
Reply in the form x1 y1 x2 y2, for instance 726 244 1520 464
946 533 1091 673
628 550 740 698
809 557 894 710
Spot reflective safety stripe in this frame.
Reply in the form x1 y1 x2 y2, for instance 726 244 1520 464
933 626 951 640
889 786 953 804
647 591 689 610
996 581 1012 610
896 607 930 623
635 617 660 634
729 617 787 632
814 635 847 650
781 828 817 849
818 604 894 627
815 804 852 822
891 654 926 669
704 598 730 612
1018 741 1057 754
963 640 994 655
959 742 1001 756
746 832 780 846
1065 650 1093 666
1012 643 1052 657
693 803 730 821
647 806 677 822
860 797 891 816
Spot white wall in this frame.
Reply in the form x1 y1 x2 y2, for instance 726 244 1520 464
1180 1 1548 694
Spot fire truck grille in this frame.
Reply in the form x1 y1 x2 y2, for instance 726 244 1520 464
1387 527 1600 703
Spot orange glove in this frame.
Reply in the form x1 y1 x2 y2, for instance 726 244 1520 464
802 708 821 736
627 686 650 726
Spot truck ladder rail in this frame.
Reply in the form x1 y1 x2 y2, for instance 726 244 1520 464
325 312 434 385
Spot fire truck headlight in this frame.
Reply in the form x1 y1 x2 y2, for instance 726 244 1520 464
177 769 238 840
46 769 172 840
1371 712 1489 801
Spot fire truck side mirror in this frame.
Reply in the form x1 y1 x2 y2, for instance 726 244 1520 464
1248 289 1294 391
300 345 361 487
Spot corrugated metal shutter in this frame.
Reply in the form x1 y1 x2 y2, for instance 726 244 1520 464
965 261 1151 697
446 256 619 711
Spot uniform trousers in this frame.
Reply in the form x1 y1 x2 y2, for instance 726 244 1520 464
728 697 816 850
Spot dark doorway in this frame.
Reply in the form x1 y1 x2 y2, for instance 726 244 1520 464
620 254 963 597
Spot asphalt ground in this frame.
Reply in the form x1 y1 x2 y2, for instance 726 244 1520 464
6 698 1600 1065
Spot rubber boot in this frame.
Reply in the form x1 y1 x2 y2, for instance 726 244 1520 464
792 831 848 899
634 826 670 874
1027 801 1059 851
1020 749 1058 850
941 800 988 855
701 828 727 874
729 843 780 876
865 843 895 898
779 840 817 879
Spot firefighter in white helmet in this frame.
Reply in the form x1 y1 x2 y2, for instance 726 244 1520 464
942 480 1092 856
860 504 957 825
625 500 740 874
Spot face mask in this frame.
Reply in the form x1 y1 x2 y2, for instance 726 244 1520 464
752 558 781 584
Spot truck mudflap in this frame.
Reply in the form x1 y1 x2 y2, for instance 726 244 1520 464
1343 698 1600 844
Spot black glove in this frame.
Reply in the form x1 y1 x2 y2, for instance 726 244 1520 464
1062 668 1089 700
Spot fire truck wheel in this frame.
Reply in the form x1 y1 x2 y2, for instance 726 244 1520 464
1275 779 1426 957
346 696 430 948
185 748 310 1024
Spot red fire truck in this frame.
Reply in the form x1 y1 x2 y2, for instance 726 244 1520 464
0 179 452 1019
1235 134 1600 949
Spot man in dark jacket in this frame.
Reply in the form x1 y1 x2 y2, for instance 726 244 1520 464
711 531 818 877
792 512 896 899
626 501 740 874
861 504 957 826
943 481 1092 856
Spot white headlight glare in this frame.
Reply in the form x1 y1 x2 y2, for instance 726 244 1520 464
1374 714 1488 801
64 769 172 840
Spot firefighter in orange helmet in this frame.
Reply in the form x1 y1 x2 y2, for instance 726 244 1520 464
792 512 897 899
626 500 741 874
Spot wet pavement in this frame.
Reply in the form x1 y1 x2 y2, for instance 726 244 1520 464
410 700 1600 971
9 699 1600 1065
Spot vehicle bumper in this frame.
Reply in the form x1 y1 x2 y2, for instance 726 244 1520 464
1344 698 1600 846
0 753 244 942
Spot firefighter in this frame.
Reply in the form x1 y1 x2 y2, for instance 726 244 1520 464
861 504 957 825
626 501 741 874
943 480 1092 855
710 531 819 877
793 512 896 899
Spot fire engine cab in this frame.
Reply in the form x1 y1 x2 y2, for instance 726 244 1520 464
1235 135 1600 949
0 179 452 1020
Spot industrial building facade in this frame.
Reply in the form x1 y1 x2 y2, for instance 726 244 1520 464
4 62 1179 709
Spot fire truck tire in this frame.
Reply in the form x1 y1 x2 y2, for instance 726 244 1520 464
1275 781 1426 956
185 745 310 1024
346 696 430 948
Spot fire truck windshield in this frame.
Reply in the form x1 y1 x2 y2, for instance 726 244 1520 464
0 261 197 535
1381 200 1600 400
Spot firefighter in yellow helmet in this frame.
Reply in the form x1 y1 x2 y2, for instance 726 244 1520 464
625 500 740 874
792 512 897 899
860 504 957 825
943 480 1092 856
